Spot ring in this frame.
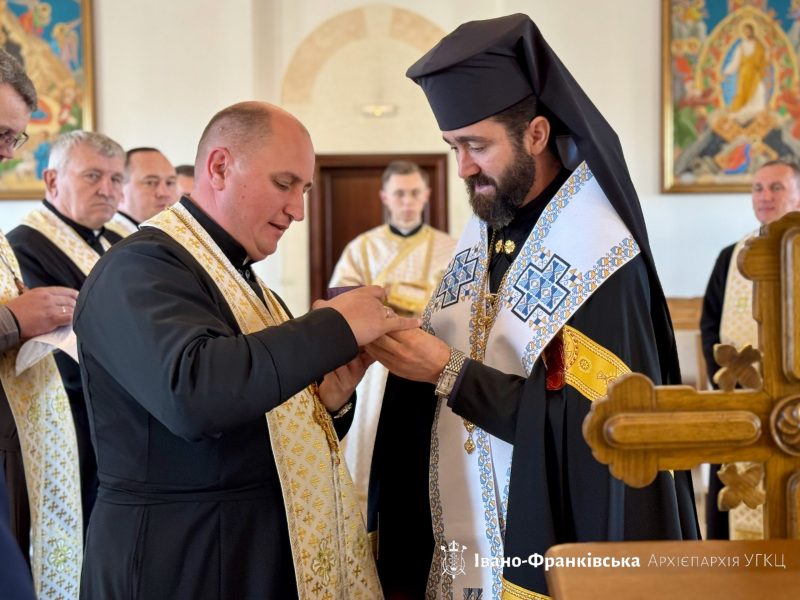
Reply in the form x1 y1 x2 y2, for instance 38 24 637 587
61 305 67 315
384 307 394 318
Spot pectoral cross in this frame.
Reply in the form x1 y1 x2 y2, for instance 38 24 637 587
480 292 500 329
583 213 800 538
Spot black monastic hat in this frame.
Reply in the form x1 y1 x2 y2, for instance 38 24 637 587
407 14 679 384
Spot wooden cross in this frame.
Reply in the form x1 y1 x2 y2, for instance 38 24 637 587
583 213 800 539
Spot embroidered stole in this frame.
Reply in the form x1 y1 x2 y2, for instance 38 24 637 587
105 213 138 238
719 232 763 540
0 233 82 600
21 208 111 276
423 163 639 600
145 204 381 599
370 225 434 284
719 233 759 352
331 224 455 316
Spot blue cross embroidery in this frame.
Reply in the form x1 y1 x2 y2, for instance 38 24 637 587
435 248 478 308
510 254 572 321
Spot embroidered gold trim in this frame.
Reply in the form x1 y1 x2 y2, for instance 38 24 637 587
562 325 631 402
21 208 109 276
375 225 433 286
720 235 758 352
501 576 552 600
105 218 134 239
0 232 83 598
145 204 381 599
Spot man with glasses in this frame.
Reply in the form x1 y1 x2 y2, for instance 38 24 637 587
0 48 81 599
7 129 126 537
0 128 28 156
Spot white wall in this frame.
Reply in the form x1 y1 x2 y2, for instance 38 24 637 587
512 0 757 297
0 0 759 313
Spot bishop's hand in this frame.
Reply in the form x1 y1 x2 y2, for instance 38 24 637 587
366 328 450 384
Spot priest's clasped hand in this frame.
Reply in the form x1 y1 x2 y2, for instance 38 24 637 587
367 327 450 384
318 349 374 412
313 285 420 346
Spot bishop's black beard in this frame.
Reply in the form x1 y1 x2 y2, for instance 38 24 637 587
465 148 537 230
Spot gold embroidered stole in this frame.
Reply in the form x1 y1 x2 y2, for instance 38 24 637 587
104 215 136 239
719 233 763 539
719 235 758 351
369 225 433 285
104 220 130 238
368 226 437 315
145 205 381 599
21 208 110 276
0 232 82 600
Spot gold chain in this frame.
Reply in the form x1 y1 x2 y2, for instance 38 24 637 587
474 230 514 361
462 229 515 454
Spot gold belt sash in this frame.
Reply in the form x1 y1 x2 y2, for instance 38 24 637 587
145 204 381 599
0 232 82 599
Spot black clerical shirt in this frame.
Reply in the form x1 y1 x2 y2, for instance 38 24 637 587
42 199 114 255
388 223 424 238
74 198 362 599
488 169 570 293
181 199 265 303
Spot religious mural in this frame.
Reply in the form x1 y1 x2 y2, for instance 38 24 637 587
664 0 800 192
0 0 93 199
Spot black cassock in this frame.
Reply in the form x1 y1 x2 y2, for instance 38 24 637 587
370 195 700 598
6 200 123 532
74 199 358 599
0 471 35 600
376 14 698 598
0 374 29 562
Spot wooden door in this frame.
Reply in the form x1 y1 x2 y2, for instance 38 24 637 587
308 154 448 304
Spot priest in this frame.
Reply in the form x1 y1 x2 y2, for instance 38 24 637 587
700 159 800 540
367 14 699 600
106 147 178 237
74 101 417 599
329 160 455 518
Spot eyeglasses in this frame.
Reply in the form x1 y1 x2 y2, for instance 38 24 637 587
0 130 29 151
